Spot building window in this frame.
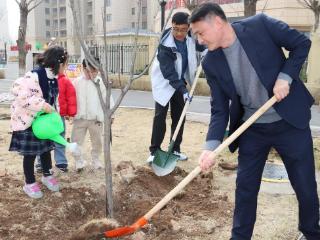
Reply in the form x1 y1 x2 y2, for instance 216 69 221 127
45 8 50 14
46 19 50 26
131 22 135 28
46 31 51 38
60 7 66 14
52 8 57 16
106 0 111 6
60 18 66 28
131 7 135 15
53 19 58 28
142 7 146 15
60 30 67 37
87 27 93 35
142 21 147 29
106 14 112 22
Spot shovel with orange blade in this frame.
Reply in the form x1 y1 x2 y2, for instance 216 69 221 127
96 96 278 239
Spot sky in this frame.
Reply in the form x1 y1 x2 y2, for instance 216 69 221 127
7 0 20 41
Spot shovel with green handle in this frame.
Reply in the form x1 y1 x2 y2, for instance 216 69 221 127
32 111 79 153
152 64 203 176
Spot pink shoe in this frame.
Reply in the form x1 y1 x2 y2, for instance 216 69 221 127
41 176 59 192
23 182 43 199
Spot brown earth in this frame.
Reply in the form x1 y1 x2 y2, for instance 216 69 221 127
0 107 319 240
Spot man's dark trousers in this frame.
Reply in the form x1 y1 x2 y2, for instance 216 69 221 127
149 91 185 155
231 120 320 240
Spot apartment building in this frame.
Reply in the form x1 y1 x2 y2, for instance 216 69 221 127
26 0 159 56
156 0 314 33
27 0 69 49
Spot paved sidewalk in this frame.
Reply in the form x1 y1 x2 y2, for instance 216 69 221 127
1 79 319 135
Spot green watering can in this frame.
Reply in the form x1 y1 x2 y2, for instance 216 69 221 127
32 111 78 152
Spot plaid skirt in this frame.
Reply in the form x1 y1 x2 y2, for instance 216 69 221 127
9 127 55 156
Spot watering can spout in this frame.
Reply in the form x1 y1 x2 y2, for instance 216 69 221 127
32 111 80 154
51 135 68 146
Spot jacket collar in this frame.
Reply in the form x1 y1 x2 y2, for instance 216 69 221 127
45 68 57 79
161 28 192 51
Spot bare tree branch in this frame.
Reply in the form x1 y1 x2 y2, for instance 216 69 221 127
110 1 176 115
28 0 43 13
260 0 270 13
297 0 313 9
297 0 320 32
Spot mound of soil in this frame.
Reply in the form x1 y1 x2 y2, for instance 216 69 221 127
113 164 232 239
0 162 232 240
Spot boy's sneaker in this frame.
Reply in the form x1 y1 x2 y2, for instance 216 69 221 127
35 163 43 173
23 182 43 199
75 160 86 172
297 234 306 240
92 159 104 170
173 151 188 161
56 164 68 173
146 154 154 163
41 176 59 192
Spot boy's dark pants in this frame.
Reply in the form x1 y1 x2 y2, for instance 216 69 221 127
231 120 320 240
149 91 185 154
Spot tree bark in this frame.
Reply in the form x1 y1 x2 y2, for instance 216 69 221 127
244 0 258 17
314 10 320 32
103 112 113 217
17 3 28 76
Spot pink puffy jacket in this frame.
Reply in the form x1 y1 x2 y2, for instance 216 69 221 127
10 72 46 131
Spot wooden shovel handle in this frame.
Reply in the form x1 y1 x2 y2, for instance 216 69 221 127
144 96 277 220
171 64 203 141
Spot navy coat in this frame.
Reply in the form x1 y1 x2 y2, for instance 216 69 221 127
202 14 314 152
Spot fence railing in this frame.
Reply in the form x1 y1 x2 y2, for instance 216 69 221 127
89 44 149 75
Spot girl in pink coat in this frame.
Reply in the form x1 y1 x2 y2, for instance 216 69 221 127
9 46 68 199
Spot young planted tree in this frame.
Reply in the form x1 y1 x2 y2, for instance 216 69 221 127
297 0 320 32
244 0 258 17
15 0 43 76
69 0 175 217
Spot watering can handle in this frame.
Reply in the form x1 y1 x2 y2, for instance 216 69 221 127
144 96 278 220
35 111 47 118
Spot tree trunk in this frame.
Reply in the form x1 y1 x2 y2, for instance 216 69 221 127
314 10 320 32
244 0 257 17
103 112 113 217
17 5 28 76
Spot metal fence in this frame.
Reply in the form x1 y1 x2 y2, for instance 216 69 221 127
88 44 149 75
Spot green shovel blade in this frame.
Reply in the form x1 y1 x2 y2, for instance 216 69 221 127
153 149 179 168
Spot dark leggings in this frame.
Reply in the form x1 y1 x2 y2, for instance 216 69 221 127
23 151 52 184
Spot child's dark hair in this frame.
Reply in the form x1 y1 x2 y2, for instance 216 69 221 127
172 12 189 25
82 57 100 70
189 3 227 24
36 46 68 75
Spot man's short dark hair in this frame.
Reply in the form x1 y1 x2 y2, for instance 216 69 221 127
189 3 227 24
172 12 189 25
82 57 100 69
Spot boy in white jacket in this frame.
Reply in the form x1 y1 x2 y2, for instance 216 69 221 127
71 58 114 171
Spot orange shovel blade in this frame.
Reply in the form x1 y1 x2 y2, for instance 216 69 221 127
104 217 148 238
